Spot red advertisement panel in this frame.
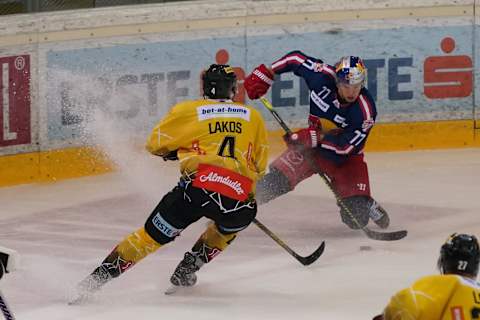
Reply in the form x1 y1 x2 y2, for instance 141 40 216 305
0 55 31 147
424 37 473 99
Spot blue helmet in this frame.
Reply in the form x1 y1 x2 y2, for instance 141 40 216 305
335 56 367 86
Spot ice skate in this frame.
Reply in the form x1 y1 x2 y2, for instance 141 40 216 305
68 267 111 305
165 252 202 295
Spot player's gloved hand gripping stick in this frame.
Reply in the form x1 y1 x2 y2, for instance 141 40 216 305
259 97 407 241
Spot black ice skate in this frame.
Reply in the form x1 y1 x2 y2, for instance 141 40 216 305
165 252 203 295
369 201 390 229
68 266 111 305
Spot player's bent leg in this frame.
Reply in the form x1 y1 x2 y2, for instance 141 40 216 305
144 185 197 245
256 146 316 205
72 186 193 304
193 222 238 262
323 154 390 229
166 184 255 294
338 196 390 230
71 227 162 304
169 223 237 289
256 168 292 205
338 196 370 229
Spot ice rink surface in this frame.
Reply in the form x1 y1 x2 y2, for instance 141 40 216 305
1 148 479 319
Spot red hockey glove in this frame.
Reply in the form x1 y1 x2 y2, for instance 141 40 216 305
244 64 274 99
308 114 322 130
284 128 323 148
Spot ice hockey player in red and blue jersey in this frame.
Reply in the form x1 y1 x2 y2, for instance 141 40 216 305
244 51 390 230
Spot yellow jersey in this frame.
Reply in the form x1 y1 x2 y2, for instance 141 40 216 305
383 274 480 320
146 99 269 193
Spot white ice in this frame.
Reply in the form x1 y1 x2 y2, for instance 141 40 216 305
1 148 479 319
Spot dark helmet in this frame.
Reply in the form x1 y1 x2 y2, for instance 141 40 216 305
335 56 367 86
438 233 480 278
202 64 237 99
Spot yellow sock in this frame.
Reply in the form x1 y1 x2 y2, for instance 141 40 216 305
192 223 237 262
116 227 162 264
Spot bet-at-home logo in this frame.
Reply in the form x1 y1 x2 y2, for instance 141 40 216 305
197 104 251 121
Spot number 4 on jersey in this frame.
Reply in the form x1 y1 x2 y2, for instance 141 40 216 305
218 136 236 158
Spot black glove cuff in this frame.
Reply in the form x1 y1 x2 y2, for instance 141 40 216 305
162 150 179 161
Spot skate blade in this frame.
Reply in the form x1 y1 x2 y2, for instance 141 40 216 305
68 292 91 305
68 296 86 305
165 284 195 295
164 285 180 295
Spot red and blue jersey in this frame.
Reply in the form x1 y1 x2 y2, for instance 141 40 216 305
271 51 377 164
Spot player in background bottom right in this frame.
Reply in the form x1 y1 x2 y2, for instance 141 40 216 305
374 233 480 320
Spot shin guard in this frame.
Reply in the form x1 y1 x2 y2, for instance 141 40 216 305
71 228 162 304
95 227 162 280
192 223 237 264
111 227 162 274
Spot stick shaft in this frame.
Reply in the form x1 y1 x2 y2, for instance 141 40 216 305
0 291 15 320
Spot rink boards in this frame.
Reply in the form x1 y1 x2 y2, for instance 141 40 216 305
0 0 479 186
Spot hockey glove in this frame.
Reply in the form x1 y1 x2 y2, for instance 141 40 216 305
284 128 323 149
244 64 274 99
162 150 179 161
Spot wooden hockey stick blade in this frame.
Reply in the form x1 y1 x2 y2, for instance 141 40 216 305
253 219 325 266
363 227 408 241
295 241 326 266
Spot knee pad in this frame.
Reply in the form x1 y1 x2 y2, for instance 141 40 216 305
338 196 371 230
256 168 292 205
192 223 237 263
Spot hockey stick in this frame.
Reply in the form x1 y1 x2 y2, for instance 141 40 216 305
0 291 15 320
253 218 325 266
259 97 407 241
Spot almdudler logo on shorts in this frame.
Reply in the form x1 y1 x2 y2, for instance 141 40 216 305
199 172 245 197
193 164 253 201
197 104 251 121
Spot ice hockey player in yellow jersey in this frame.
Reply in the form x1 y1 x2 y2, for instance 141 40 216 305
146 70 268 187
375 233 480 320
70 64 269 303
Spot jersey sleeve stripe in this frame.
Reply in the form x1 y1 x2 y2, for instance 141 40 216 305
321 141 354 154
271 53 306 71
322 64 336 78
358 94 373 121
